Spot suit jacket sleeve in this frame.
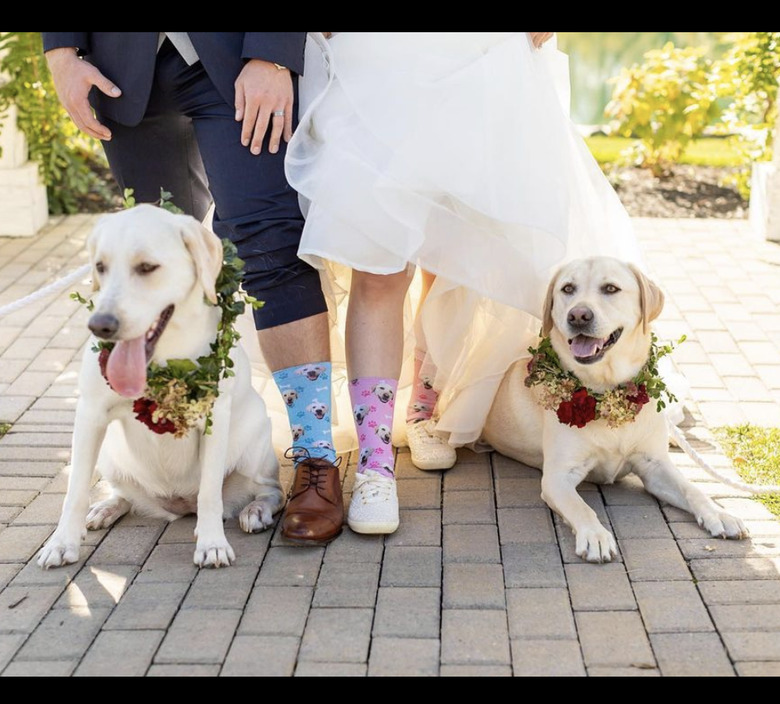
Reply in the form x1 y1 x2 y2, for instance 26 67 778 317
241 32 306 75
41 32 91 55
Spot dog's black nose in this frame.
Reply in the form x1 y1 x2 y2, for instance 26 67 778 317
88 312 120 339
567 306 593 328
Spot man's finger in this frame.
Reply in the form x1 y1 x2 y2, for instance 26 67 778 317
71 102 112 141
240 102 261 148
94 77 122 98
235 87 246 123
268 111 285 154
283 111 293 143
250 111 271 155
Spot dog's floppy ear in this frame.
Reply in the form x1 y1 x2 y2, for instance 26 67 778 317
179 216 224 305
541 268 559 337
629 263 665 334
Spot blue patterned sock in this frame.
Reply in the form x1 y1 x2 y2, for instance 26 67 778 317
272 361 337 464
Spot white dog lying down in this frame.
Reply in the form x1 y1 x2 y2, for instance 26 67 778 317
37 204 283 569
482 256 748 563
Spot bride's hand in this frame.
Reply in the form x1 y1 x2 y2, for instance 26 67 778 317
529 32 554 49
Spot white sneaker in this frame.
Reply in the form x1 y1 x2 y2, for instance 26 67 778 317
347 470 399 534
405 420 457 471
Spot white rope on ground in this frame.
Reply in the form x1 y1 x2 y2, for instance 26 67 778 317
0 264 90 318
668 417 780 494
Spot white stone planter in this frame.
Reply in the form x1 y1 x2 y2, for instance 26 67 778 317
0 103 48 237
750 161 780 243
749 111 780 243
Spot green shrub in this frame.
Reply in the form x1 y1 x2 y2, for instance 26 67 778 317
604 42 722 177
0 31 114 214
711 32 780 198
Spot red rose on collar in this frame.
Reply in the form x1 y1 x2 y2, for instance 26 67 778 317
132 398 178 435
556 388 597 428
626 383 650 407
99 348 177 435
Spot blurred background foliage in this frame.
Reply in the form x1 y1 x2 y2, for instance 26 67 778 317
557 32 734 125
561 31 779 196
0 32 778 213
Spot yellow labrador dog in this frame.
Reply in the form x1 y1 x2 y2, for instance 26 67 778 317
38 204 283 570
483 256 748 563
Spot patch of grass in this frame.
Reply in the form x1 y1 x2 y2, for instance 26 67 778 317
585 135 743 167
586 135 636 163
713 424 780 518
680 138 743 166
0 423 9 438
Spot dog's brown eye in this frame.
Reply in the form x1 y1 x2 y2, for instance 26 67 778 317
136 263 159 275
603 284 620 294
95 262 105 274
561 283 575 295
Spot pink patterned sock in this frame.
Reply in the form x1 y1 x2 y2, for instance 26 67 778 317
349 376 398 479
406 351 438 423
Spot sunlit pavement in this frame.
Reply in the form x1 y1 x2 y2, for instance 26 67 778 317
0 214 779 677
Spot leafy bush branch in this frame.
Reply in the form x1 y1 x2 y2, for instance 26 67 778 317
714 32 780 197
604 42 723 177
604 33 780 194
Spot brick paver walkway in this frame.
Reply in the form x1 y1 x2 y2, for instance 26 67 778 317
1 214 779 677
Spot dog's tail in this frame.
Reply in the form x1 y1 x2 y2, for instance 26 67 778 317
667 418 780 495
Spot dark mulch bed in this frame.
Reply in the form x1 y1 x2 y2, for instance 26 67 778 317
606 164 749 219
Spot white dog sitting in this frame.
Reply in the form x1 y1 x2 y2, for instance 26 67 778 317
37 204 283 570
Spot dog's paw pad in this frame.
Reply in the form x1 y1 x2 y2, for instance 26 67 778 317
239 501 275 533
85 511 113 531
86 498 131 530
576 527 618 563
194 543 235 568
703 511 749 540
37 543 80 569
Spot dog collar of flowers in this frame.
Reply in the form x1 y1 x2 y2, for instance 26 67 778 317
74 192 261 438
524 332 684 429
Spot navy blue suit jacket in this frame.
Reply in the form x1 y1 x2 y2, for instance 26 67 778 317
41 32 307 126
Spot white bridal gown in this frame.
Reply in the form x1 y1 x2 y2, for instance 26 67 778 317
277 32 648 452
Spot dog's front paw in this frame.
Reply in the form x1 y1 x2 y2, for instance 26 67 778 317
698 510 750 540
193 538 235 568
239 499 277 533
37 534 82 569
575 525 618 563
86 497 132 530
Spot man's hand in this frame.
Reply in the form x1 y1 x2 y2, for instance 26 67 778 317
45 47 121 141
529 33 555 49
234 59 293 156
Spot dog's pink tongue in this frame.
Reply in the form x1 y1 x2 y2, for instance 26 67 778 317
105 337 148 397
570 335 603 358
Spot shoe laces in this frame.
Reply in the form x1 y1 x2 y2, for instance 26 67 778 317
354 472 395 504
408 421 448 446
284 447 341 493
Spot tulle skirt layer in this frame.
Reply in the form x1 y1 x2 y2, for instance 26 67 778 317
276 32 644 450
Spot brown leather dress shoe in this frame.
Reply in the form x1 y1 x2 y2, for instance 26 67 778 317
281 456 344 543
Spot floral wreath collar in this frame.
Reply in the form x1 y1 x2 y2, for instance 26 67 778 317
75 192 261 438
524 333 684 429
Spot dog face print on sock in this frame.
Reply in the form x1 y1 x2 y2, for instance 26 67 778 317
350 377 397 478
